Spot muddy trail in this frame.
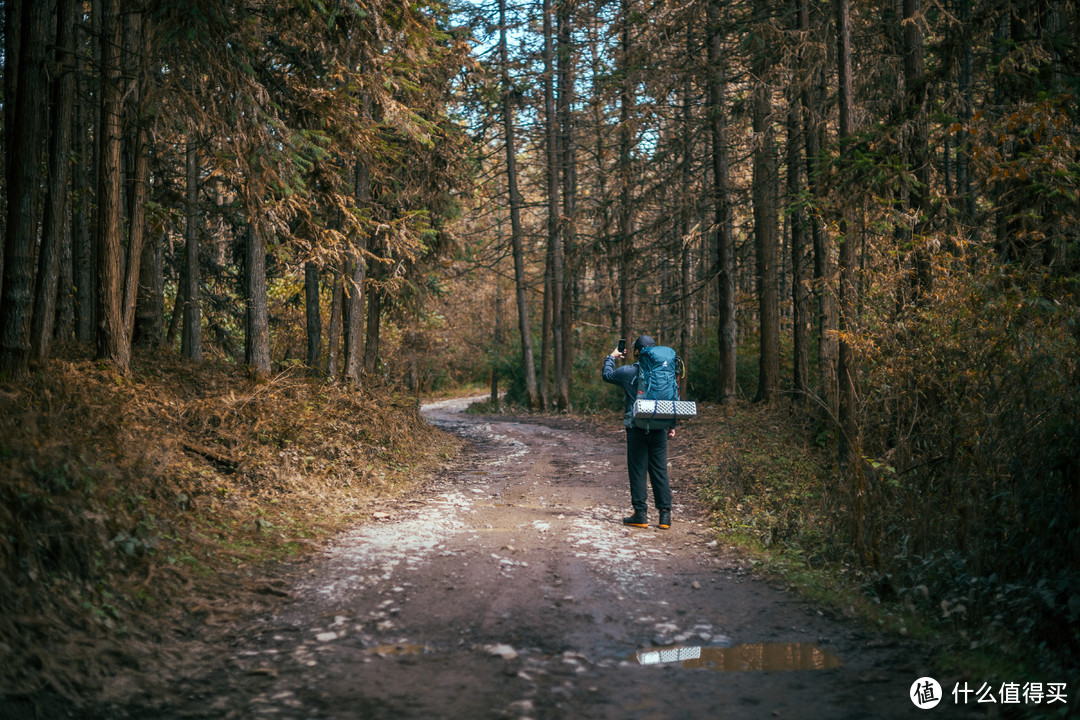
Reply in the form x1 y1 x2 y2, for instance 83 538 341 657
90 400 978 719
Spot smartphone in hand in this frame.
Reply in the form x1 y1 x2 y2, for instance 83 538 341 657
617 338 626 354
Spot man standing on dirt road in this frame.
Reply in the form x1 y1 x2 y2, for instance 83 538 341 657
602 335 674 530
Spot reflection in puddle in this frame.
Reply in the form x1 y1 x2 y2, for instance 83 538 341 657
635 643 841 672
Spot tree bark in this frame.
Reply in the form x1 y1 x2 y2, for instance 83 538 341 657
800 0 838 415
617 0 635 345
542 0 559 410
305 262 322 372
326 268 343 378
707 0 737 402
788 0 809 400
244 224 270 379
30 0 75 363
499 0 539 408
94 0 126 369
903 0 932 297
118 8 152 367
181 142 202 361
73 15 96 345
555 0 576 410
0 0 52 379
344 158 369 384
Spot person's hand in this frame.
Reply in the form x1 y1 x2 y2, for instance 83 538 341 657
610 348 626 359
668 428 676 439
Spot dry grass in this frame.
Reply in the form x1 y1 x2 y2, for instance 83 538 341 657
0 344 462 703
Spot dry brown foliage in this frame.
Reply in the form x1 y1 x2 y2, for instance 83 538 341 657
0 344 461 704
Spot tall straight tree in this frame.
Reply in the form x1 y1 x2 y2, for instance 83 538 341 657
787 11 809 400
244 223 270 379
617 0 635 343
835 0 865 552
541 0 559 409
707 0 737 402
0 0 52 379
499 0 539 408
800 0 837 415
903 0 931 297
94 0 127 369
118 8 153 364
751 0 780 403
343 164 369 383
180 142 202 361
556 0 577 410
29 0 76 362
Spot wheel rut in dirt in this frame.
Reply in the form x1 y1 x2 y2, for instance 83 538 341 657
109 400 976 719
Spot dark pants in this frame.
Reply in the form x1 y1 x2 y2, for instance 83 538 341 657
626 427 671 515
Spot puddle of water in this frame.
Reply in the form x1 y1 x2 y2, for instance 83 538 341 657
634 642 841 672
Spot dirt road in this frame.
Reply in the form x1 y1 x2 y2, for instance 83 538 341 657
108 400 980 719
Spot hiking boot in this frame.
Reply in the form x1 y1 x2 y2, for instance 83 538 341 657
622 513 648 528
658 510 671 529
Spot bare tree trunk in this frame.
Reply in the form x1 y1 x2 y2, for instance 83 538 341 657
679 25 695 374
800 0 838 415
788 0 809 400
499 0 539 408
0 0 52 379
556 0 576 410
244 224 270 379
903 0 931 297
707 0 737 402
542 0 559 410
181 142 202 361
118 8 152 366
617 0 635 345
73 16 96 345
94 0 126 369
344 157 369 384
363 284 381 375
326 268 343 377
836 0 866 559
30 0 75 363
751 0 780 404
305 262 322 372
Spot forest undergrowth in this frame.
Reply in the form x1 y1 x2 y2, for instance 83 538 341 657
0 346 461 705
684 398 1078 701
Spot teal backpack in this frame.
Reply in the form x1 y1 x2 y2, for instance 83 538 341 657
633 345 682 430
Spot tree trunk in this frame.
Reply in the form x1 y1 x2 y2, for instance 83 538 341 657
835 0 866 558
679 24 695 373
118 8 152 366
788 0 809 400
30 0 75 363
800 0 838 416
707 0 737 402
244 224 270 379
556 0 576 410
542 0 559 410
903 0 931 297
363 284 381 375
0 0 52 379
617 0 635 345
181 142 202 360
751 0 780 403
344 158 369 384
94 0 126 369
305 262 322 372
326 268 343 378
499 0 539 408
73 16 96 345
